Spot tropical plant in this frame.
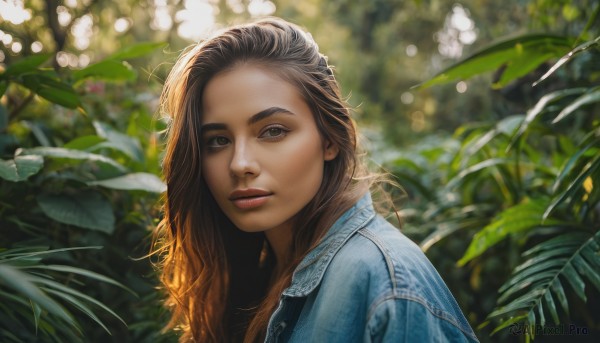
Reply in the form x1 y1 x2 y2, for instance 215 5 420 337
0 246 128 342
396 3 600 341
0 38 176 341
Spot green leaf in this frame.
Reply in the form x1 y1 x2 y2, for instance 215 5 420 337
73 60 136 82
553 86 600 123
533 36 600 86
458 199 561 266
34 277 126 326
0 265 73 325
508 88 586 149
551 138 599 194
551 279 569 317
582 246 600 270
108 41 167 60
489 289 545 318
496 115 524 136
416 34 572 89
572 255 600 293
528 311 536 340
37 191 115 233
31 301 42 333
490 314 528 336
1 246 102 261
495 51 555 88
490 231 600 335
498 269 561 303
544 154 600 219
19 74 82 109
1 54 52 78
446 158 514 189
543 290 559 325
26 265 135 296
63 135 106 150
18 146 127 173
562 263 586 301
87 172 166 193
523 232 588 256
512 257 569 280
537 301 545 327
0 155 44 182
42 288 112 335
92 121 143 161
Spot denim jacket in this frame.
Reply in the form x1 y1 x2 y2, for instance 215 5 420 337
264 193 479 342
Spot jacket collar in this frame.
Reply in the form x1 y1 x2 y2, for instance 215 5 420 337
282 192 376 297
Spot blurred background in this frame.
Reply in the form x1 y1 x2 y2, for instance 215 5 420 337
0 0 598 342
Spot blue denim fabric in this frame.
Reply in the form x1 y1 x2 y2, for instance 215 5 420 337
264 193 479 342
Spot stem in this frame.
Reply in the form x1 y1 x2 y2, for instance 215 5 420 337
44 0 99 70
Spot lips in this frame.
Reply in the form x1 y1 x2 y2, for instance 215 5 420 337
229 188 273 210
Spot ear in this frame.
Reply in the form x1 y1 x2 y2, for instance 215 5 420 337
323 140 339 161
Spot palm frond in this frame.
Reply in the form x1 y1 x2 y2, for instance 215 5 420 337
508 88 587 150
458 198 564 266
489 231 600 338
544 153 600 219
0 246 128 341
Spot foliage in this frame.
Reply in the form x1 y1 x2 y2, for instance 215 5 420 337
396 3 600 341
0 246 127 342
416 34 573 89
0 13 176 343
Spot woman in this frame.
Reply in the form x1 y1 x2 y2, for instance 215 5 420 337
155 17 478 343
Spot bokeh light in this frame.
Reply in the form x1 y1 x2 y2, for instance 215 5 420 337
31 41 43 53
2 33 12 46
71 14 93 50
152 0 173 31
0 0 32 25
401 92 415 104
175 0 216 41
11 41 22 53
57 5 72 26
435 4 477 58
248 0 276 17
406 44 418 57
114 17 132 33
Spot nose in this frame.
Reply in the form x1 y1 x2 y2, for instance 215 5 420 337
229 140 260 178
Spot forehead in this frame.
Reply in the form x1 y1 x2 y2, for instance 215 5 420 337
201 64 311 123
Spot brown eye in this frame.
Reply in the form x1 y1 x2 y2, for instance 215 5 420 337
260 126 289 140
216 136 229 145
266 128 283 137
206 136 230 148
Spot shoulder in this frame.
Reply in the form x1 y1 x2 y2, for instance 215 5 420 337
328 214 440 296
365 296 479 342
324 215 478 342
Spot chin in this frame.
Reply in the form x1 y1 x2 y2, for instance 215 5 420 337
230 219 271 233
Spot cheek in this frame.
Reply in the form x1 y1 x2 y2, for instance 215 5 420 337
201 155 227 194
271 138 325 190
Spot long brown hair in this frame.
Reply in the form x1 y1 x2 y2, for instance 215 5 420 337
154 17 372 342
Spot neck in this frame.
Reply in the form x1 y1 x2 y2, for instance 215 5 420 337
264 222 293 273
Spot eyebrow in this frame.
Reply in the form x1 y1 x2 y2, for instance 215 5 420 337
201 107 295 133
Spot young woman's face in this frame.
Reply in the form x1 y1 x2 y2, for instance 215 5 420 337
200 65 338 233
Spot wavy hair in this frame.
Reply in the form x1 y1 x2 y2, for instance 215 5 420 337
154 17 372 342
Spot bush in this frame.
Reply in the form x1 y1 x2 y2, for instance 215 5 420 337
394 12 600 342
0 44 176 342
